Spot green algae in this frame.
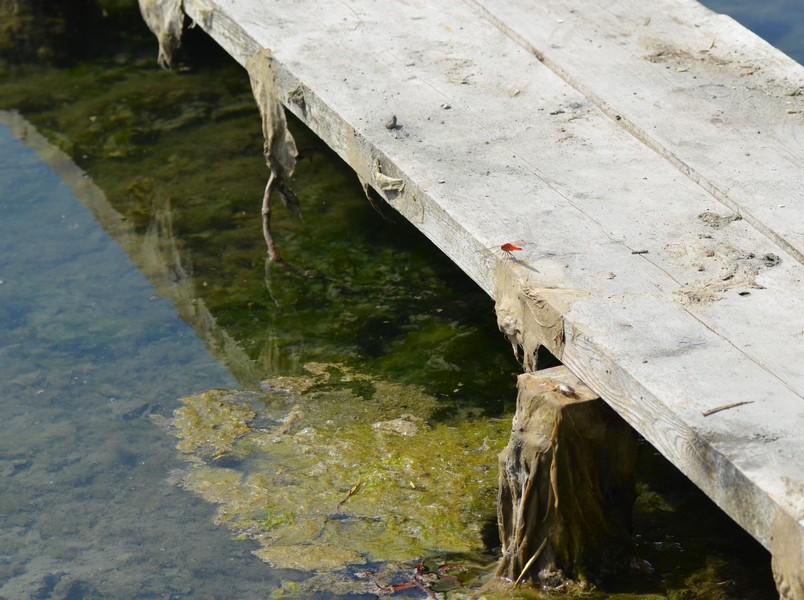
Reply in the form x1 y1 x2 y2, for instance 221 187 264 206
172 389 257 456
165 363 509 574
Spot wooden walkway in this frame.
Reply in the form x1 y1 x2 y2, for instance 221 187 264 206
141 0 804 589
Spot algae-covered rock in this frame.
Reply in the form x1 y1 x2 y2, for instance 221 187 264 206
171 388 257 457
166 363 508 575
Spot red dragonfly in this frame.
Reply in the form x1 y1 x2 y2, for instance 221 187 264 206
500 242 523 259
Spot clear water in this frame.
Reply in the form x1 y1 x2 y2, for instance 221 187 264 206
0 0 797 598
0 119 287 597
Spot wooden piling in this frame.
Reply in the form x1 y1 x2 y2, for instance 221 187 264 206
496 367 636 587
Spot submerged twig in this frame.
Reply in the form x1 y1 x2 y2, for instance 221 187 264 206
336 480 363 511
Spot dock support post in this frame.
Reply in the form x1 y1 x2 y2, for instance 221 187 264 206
772 511 804 600
496 367 636 587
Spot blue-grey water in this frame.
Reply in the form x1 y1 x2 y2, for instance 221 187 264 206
699 0 803 63
0 120 284 598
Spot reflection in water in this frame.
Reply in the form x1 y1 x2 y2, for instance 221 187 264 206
0 115 282 598
1 111 262 384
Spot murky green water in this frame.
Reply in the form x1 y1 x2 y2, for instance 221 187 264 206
0 1 793 598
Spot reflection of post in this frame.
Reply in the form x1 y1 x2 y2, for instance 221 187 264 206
496 367 636 587
0 110 262 385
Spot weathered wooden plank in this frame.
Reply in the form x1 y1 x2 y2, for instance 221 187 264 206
185 0 804 396
461 0 804 394
175 0 804 572
468 0 804 263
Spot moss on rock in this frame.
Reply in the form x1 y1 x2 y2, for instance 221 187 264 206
167 363 509 573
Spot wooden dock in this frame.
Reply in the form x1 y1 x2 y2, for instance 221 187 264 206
140 0 804 592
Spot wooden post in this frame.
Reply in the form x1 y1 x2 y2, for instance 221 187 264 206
496 367 636 586
771 510 804 600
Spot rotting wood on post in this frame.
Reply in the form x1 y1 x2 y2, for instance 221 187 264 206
771 510 804 600
496 367 636 588
495 264 589 371
246 48 307 275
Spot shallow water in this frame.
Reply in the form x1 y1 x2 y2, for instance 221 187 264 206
0 117 284 598
0 1 794 598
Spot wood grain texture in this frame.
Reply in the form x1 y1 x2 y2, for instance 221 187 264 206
177 0 804 561
468 0 804 263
